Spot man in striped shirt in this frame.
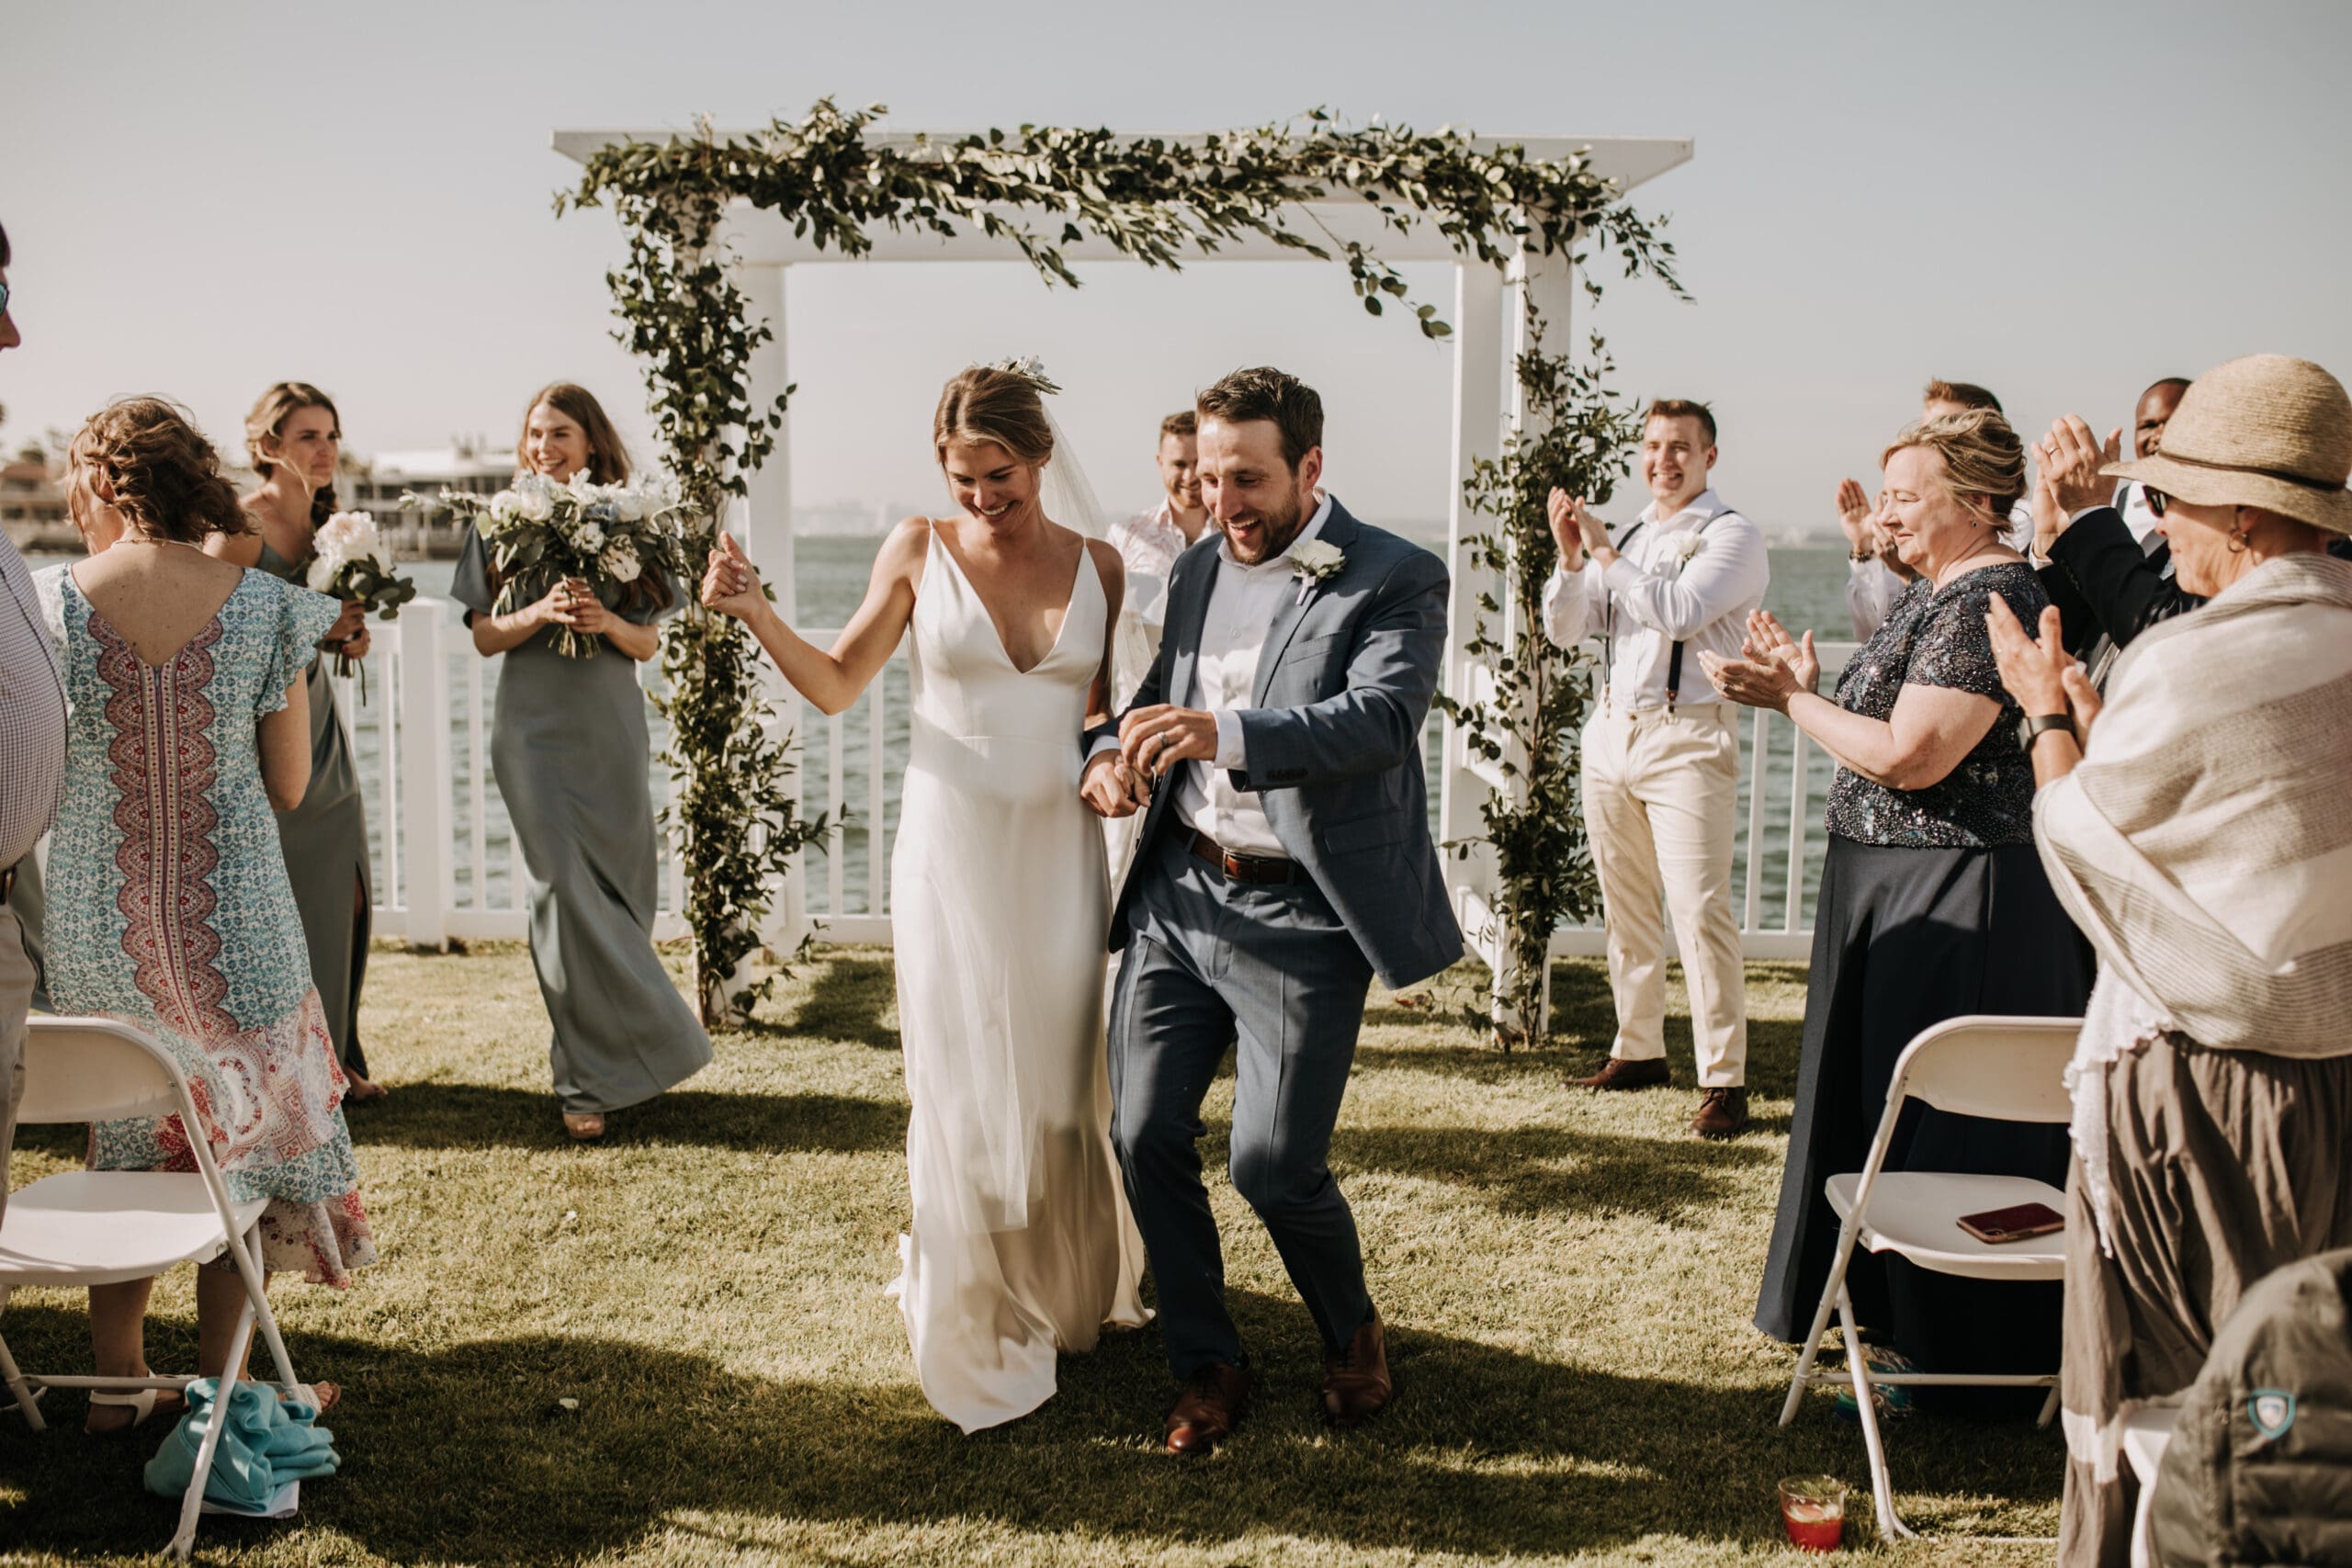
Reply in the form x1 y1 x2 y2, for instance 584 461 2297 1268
0 218 67 1226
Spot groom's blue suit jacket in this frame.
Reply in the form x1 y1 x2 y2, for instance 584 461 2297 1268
1098 497 1464 992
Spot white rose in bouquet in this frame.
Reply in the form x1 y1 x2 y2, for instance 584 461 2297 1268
514 476 556 523
488 488 523 522
613 486 649 523
571 518 607 553
305 510 381 592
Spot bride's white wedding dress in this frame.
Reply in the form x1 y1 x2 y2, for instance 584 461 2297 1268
886 523 1148 1432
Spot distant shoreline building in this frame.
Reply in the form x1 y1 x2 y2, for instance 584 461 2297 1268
350 441 518 558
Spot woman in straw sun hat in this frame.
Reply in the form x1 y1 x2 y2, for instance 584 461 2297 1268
1985 353 2352 1565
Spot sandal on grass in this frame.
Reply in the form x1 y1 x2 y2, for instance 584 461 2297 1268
85 1385 187 1436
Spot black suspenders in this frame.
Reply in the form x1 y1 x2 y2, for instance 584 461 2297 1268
1601 506 1728 707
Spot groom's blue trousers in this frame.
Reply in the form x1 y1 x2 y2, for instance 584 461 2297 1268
1109 834 1377 1380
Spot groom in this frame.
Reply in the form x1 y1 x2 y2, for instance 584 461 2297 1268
1080 366 1462 1454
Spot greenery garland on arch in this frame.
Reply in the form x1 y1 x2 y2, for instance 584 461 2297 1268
559 100 1684 1038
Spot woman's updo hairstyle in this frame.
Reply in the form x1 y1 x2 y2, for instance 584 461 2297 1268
244 380 342 525
70 398 254 544
1883 408 2028 525
933 366 1055 469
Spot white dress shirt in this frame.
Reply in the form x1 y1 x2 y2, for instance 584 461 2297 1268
1845 555 1908 642
1108 499 1194 632
1540 489 1770 710
1097 493 1332 859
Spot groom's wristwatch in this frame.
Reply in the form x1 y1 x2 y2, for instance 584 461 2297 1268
2017 712 2075 753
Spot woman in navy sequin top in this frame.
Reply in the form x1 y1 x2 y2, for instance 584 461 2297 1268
1707 409 2091 1404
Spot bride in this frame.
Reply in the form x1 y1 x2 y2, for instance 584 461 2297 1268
700 361 1148 1430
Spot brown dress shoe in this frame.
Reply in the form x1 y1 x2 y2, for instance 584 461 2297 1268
1690 1086 1749 1139
1321 1313 1394 1427
1165 1362 1250 1455
1572 1055 1669 1091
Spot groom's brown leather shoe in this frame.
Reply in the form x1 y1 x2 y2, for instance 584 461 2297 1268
1321 1312 1394 1427
1164 1362 1250 1455
1571 1055 1669 1091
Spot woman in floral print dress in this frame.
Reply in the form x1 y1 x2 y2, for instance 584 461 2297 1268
34 399 372 1433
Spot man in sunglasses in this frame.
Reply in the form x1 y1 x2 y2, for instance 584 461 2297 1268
0 216 68 1235
2033 386 2352 686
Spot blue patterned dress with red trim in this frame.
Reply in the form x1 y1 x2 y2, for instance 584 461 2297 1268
34 564 374 1285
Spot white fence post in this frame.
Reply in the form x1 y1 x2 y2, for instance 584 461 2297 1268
396 601 451 952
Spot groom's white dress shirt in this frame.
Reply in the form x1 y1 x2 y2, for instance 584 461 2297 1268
1097 493 1332 862
1541 488 1768 710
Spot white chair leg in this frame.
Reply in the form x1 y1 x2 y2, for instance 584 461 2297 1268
0 1290 47 1433
230 1223 300 1392
1781 1219 1868 1427
167 1300 255 1562
1780 1273 1844 1427
1839 1284 1916 1542
2036 1382 2061 1428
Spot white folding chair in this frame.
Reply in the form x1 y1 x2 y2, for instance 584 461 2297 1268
0 1017 305 1562
1777 1014 2079 1543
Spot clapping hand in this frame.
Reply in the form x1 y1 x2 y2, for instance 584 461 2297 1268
1835 478 1871 554
1985 596 2101 740
1699 609 1818 714
2030 415 2124 556
1547 489 1591 570
699 533 766 623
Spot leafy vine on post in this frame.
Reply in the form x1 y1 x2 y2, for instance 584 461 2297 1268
557 102 1681 1037
1442 298 1652 1049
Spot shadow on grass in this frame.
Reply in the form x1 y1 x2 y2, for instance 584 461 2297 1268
349 1084 905 1155
0 1292 2060 1562
779 954 899 1051
1340 1122 1770 1223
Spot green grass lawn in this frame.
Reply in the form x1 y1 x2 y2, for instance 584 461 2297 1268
0 945 2062 1565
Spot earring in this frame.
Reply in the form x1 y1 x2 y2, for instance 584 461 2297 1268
2227 528 2250 554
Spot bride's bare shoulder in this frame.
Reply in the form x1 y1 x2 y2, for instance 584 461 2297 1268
871 515 936 588
1081 534 1125 588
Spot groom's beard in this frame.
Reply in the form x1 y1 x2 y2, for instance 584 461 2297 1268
1223 489 1307 564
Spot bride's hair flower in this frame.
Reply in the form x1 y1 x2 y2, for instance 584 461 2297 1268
978 355 1062 397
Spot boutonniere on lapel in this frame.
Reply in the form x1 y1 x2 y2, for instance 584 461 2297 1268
1657 529 1708 574
1288 538 1346 605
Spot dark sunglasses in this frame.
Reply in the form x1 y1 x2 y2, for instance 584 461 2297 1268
2143 486 2169 518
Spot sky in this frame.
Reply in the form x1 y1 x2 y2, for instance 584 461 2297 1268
6 0 2349 539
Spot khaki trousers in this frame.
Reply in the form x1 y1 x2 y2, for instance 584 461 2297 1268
1580 703 1747 1087
0 893 30 1230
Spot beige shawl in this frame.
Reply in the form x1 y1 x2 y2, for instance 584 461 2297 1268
2037 552 2352 1054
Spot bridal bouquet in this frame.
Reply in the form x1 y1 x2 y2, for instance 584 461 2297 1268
306 511 416 682
435 472 690 658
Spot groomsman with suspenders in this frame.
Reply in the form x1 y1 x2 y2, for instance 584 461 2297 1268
1543 399 1769 1139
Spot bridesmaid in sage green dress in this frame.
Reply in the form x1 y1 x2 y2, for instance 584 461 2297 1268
208 382 383 1100
451 382 710 1142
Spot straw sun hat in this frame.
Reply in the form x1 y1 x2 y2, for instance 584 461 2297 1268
2104 353 2352 536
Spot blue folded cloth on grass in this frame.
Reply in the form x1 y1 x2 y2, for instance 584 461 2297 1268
143 1380 339 1511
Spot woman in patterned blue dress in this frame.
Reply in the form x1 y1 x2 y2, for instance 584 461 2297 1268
37 400 373 1432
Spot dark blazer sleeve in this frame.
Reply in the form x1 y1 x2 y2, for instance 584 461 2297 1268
2035 559 2100 660
1231 547 1447 791
2046 505 2201 650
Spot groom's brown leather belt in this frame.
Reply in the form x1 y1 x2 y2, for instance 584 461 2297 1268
1187 829 1303 886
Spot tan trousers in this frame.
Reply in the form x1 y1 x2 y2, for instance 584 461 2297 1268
0 893 30 1230
1580 703 1747 1087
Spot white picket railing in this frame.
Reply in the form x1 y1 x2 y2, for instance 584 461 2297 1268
346 598 1849 961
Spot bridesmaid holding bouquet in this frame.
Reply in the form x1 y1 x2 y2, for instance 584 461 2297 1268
449 383 710 1142
209 382 383 1100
